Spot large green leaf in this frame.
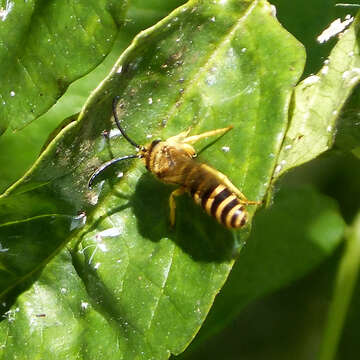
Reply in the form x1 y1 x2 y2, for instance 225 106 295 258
273 12 360 180
0 0 125 133
0 0 305 358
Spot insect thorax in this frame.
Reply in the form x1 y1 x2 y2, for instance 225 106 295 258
144 140 194 185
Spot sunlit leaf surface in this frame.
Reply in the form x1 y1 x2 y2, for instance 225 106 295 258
0 0 305 358
274 13 360 179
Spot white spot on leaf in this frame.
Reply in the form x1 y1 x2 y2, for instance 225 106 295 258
303 75 320 86
317 16 354 43
81 301 89 310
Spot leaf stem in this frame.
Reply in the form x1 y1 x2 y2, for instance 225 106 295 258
319 212 360 360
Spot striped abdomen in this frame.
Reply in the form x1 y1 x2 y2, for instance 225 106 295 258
144 141 248 228
191 183 247 229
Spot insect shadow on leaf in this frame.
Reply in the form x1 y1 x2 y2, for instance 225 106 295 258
131 172 240 262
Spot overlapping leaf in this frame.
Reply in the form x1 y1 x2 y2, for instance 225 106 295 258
0 0 123 133
274 13 360 180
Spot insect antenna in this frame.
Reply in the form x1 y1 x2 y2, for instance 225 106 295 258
112 97 145 151
88 154 142 189
89 97 149 188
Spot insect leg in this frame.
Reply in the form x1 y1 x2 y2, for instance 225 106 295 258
169 187 186 226
183 126 233 144
200 164 262 205
167 127 193 142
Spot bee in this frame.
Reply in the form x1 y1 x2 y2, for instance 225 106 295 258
89 98 261 229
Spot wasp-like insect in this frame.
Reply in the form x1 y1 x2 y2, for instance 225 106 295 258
89 98 261 229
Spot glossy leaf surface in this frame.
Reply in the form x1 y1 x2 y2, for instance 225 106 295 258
0 0 305 358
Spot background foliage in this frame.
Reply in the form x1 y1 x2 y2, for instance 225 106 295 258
0 0 359 359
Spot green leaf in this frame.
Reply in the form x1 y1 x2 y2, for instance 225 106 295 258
0 1 188 193
182 186 345 353
0 0 124 133
335 85 360 159
0 0 305 358
273 13 360 180
124 0 189 35
0 215 74 297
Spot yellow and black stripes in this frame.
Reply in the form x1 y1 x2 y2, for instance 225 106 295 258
191 184 247 229
146 145 250 229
